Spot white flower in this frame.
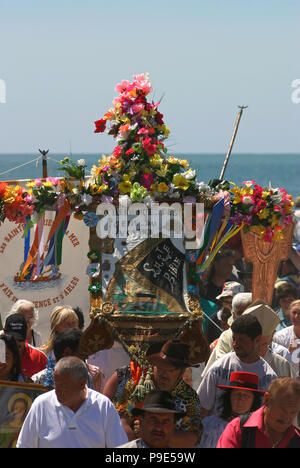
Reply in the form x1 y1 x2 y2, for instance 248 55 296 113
77 159 86 167
81 193 93 206
183 169 196 180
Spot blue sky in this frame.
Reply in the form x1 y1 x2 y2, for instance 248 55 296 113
0 0 299 154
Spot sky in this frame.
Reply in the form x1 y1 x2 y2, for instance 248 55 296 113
0 0 299 155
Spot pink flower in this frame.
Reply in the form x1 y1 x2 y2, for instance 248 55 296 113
131 102 145 114
137 128 149 136
46 177 59 186
141 174 154 190
115 79 131 93
34 179 42 188
242 180 256 187
241 194 255 205
133 74 152 94
24 193 33 203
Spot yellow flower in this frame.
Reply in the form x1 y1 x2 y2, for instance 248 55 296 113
118 180 132 194
3 186 19 204
261 190 269 199
156 165 169 178
180 159 189 169
157 182 169 193
167 156 180 165
90 184 108 195
172 174 190 191
240 186 253 196
150 154 162 167
163 125 170 137
258 208 270 220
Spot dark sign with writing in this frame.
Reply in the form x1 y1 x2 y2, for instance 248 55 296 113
137 239 186 310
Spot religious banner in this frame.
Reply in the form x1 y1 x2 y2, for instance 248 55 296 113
0 380 46 448
0 211 90 342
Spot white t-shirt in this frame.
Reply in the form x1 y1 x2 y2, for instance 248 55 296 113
87 341 130 389
274 326 297 349
16 387 128 448
274 326 300 376
197 352 277 417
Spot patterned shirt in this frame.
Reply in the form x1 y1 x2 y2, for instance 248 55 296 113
113 366 202 442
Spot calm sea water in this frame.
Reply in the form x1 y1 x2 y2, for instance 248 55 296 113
0 152 299 199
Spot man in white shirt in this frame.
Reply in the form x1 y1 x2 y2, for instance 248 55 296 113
197 314 277 418
16 356 128 448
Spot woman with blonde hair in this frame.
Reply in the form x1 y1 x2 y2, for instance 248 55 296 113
38 306 103 392
39 305 79 360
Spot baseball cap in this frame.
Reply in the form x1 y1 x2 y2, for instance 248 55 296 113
5 313 27 341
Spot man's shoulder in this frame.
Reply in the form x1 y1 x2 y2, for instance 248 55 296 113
210 351 236 368
87 388 117 409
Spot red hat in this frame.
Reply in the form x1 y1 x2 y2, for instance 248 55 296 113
216 371 265 395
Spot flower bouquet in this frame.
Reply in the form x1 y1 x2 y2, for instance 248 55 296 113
58 157 87 180
91 73 208 203
25 177 61 213
230 180 294 242
0 182 34 224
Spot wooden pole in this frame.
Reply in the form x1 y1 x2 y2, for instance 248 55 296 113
219 106 247 180
39 149 49 179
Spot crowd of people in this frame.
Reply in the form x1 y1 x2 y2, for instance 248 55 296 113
0 234 300 448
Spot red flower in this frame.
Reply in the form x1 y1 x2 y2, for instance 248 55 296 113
156 111 164 125
256 200 267 212
141 173 154 190
0 182 8 199
113 145 122 158
94 119 106 133
125 148 135 156
142 137 157 156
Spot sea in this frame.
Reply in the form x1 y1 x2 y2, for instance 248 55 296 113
0 152 299 200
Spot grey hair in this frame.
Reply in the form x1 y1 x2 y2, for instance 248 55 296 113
232 292 252 315
54 356 88 382
7 299 39 324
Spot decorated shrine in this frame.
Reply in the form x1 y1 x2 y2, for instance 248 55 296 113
0 74 295 387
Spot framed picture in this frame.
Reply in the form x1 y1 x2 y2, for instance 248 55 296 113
0 379 47 448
